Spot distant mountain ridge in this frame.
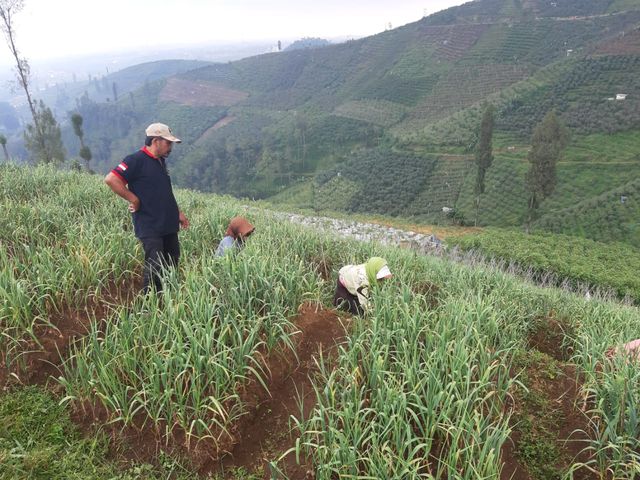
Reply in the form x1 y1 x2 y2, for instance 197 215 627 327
69 0 640 246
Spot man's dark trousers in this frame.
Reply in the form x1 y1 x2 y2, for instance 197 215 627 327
141 233 180 293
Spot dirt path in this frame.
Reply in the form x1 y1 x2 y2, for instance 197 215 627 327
202 303 349 479
501 317 596 480
195 115 237 145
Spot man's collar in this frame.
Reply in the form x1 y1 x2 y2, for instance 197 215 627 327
141 146 159 159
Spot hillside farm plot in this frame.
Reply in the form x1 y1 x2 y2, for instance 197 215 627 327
0 166 141 384
406 63 531 125
405 155 474 220
594 28 640 56
160 77 249 107
608 0 640 12
450 227 640 302
464 22 548 65
499 55 640 137
455 155 529 227
563 131 640 163
194 115 237 144
3 165 640 478
358 72 440 107
314 149 439 217
542 162 640 212
333 99 407 127
534 177 640 249
414 23 490 61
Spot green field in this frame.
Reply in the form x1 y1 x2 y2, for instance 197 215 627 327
450 227 640 301
2 165 640 478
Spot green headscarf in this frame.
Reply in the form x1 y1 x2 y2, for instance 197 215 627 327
365 257 388 286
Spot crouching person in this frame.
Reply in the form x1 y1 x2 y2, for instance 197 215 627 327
606 338 640 362
215 216 255 257
333 257 392 315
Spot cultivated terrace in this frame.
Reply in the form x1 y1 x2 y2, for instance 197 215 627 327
1 165 640 479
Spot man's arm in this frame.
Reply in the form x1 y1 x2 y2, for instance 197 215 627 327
178 210 190 229
105 172 140 212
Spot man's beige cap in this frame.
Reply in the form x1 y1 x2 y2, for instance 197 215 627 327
145 123 181 143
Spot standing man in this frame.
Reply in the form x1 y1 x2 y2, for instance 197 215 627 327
105 123 189 293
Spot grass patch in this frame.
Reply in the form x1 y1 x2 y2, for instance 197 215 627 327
0 386 115 479
563 131 640 164
0 386 192 479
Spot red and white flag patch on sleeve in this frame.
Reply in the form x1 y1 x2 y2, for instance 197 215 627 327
117 162 128 171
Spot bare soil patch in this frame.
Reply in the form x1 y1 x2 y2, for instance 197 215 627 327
0 275 141 391
501 316 595 480
70 303 348 479
594 29 640 56
501 426 533 480
528 315 573 362
206 302 348 479
160 78 249 107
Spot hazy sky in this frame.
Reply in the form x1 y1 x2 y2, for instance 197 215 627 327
0 0 468 66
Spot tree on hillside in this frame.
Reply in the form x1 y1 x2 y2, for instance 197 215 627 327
474 103 495 226
0 133 8 161
71 113 84 144
1 0 64 164
79 145 92 171
525 110 569 232
24 100 66 165
71 112 92 171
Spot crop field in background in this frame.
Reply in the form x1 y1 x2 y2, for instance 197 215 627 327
2 165 640 479
450 228 640 303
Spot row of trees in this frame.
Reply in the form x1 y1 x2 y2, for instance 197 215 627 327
473 103 568 230
0 0 91 168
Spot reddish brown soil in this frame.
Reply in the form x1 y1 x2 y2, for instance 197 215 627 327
0 275 141 391
204 303 348 479
528 315 572 362
5 283 599 480
551 365 595 480
501 428 533 480
68 303 348 479
502 316 596 480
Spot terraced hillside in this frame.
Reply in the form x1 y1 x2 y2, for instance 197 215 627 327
61 0 640 247
533 177 640 247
